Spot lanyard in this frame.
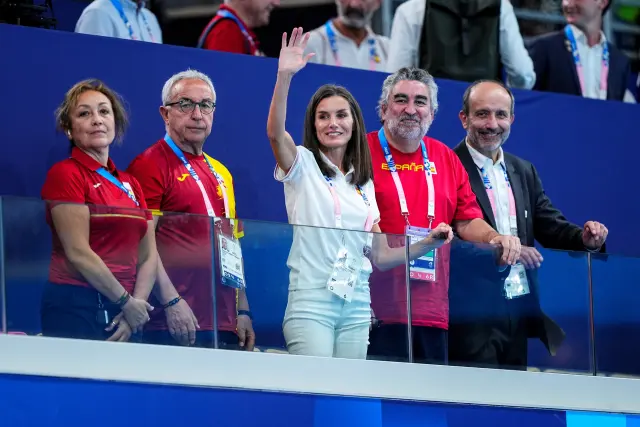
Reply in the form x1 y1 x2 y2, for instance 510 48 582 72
564 25 609 99
378 128 435 228
216 10 256 52
324 177 374 232
95 168 139 206
163 134 230 219
110 0 156 42
324 21 380 71
479 162 517 236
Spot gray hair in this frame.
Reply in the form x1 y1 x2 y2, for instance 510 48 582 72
161 69 216 105
377 67 439 120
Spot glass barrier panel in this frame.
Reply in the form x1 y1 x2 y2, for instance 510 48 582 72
231 218 409 361
0 196 5 334
525 248 592 374
3 196 50 336
591 252 640 378
449 242 593 374
1 196 218 347
400 234 451 365
367 229 410 363
141 208 217 349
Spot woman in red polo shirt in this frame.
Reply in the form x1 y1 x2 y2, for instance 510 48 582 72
40 79 157 342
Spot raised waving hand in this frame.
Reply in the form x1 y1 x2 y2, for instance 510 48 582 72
267 27 315 173
278 27 315 76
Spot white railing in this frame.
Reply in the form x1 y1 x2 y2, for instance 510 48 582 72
1 334 640 414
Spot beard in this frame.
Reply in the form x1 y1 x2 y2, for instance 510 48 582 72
387 113 432 142
467 125 510 154
336 3 374 29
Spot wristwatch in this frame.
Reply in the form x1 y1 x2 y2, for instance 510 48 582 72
237 309 252 320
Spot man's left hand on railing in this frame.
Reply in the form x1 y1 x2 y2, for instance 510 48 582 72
582 221 608 251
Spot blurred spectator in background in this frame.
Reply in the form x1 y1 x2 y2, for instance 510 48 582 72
528 0 632 101
303 0 389 72
386 0 535 89
197 0 280 55
76 0 162 43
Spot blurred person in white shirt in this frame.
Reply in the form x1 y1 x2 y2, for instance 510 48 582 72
76 0 162 43
386 0 535 89
304 0 389 72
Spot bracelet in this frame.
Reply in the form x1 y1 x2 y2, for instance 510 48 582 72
237 309 252 320
116 291 130 307
163 296 182 309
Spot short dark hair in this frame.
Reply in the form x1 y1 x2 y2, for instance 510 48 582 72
55 78 129 145
461 79 515 116
303 84 373 188
603 0 611 15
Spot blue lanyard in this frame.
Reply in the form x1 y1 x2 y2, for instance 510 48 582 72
378 128 435 226
197 9 256 51
163 134 222 183
479 163 510 190
96 168 139 206
218 10 256 50
564 25 609 97
378 128 431 175
324 21 380 70
110 0 156 42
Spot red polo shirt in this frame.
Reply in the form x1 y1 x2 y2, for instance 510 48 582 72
41 147 151 293
367 131 483 329
200 5 261 55
127 139 242 332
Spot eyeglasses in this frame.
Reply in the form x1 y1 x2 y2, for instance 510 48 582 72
165 98 216 114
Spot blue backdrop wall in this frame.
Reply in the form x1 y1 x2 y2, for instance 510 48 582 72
0 23 638 255
1 373 639 427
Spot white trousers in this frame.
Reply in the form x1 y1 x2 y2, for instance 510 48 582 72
283 282 371 359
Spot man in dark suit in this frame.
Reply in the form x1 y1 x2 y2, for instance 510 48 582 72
449 80 609 370
528 0 630 102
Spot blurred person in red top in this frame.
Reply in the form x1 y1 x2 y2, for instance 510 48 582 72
41 79 156 343
127 69 254 350
197 0 280 55
366 67 521 364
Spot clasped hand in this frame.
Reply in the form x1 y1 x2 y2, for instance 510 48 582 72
422 223 454 248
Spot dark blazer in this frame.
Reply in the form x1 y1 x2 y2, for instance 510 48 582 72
450 141 600 354
528 30 630 102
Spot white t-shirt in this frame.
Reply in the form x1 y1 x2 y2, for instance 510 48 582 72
75 0 162 43
275 146 381 291
305 21 389 72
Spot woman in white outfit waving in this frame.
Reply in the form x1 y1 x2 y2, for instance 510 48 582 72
267 27 453 359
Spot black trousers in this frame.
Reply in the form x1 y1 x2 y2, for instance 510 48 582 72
41 282 122 341
448 309 529 371
367 324 448 364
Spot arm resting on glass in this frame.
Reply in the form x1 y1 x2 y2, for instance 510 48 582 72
371 223 452 271
51 204 129 302
131 220 158 301
266 71 298 173
453 218 499 243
